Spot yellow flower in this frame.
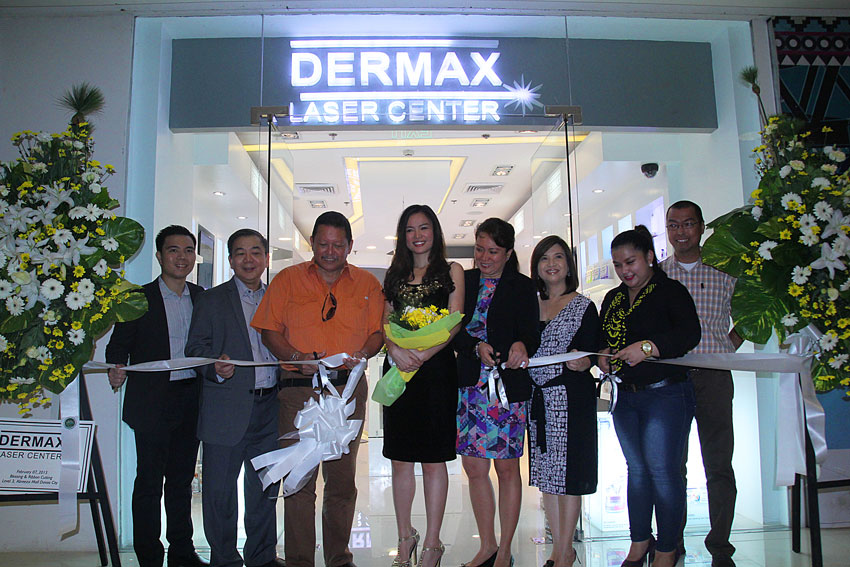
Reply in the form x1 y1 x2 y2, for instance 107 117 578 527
838 318 850 329
788 284 804 297
54 341 64 350
823 126 834 133
780 229 792 240
71 321 82 330
801 309 812 318
52 328 63 337
73 265 85 277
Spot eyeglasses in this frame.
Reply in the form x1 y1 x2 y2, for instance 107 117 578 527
322 291 337 322
666 220 700 231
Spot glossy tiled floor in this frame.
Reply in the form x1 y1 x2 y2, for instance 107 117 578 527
2 437 848 567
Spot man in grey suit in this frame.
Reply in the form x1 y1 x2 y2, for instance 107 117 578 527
186 229 284 567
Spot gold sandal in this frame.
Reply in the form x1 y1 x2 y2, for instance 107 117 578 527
419 542 445 567
392 528 420 567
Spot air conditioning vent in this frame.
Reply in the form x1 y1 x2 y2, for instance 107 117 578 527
464 184 503 194
296 183 336 195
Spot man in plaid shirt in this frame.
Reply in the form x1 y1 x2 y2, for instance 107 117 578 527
660 200 742 567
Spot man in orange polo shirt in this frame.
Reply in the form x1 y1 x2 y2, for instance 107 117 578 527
252 211 384 567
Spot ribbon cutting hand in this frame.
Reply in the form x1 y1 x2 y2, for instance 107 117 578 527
215 354 235 380
108 364 127 391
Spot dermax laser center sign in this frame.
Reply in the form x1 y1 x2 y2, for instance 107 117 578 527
286 38 552 125
169 36 570 129
271 37 569 127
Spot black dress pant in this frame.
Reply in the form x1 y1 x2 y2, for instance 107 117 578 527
680 368 737 561
132 379 201 567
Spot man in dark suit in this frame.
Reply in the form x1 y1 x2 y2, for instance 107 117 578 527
186 229 284 567
106 225 208 567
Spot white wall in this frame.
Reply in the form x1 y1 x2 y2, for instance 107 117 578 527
0 14 134 551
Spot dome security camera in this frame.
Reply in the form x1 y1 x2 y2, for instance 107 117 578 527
641 163 659 178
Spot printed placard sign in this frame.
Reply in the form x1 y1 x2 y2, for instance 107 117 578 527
0 419 95 493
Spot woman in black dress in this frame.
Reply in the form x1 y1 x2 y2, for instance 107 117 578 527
528 236 599 567
382 204 464 567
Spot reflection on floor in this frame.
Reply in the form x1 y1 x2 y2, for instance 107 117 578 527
3 437 849 567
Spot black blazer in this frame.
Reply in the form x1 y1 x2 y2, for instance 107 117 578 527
105 279 203 431
454 268 540 403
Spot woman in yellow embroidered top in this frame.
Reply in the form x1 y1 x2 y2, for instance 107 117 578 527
598 225 700 567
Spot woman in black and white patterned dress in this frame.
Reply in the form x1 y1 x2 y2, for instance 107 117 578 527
528 236 600 567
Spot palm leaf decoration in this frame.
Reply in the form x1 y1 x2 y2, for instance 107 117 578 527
739 66 768 128
58 82 105 126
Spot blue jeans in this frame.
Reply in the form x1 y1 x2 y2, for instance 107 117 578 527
612 380 695 553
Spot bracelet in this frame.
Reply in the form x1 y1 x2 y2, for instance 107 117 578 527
474 341 482 359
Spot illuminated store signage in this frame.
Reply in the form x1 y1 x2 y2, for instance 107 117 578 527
281 38 563 127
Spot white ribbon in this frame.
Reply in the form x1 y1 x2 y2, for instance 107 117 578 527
521 348 825 486
251 354 367 496
483 366 510 409
58 376 80 536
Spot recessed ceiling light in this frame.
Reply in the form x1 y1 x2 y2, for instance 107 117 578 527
471 198 490 208
491 165 514 177
385 235 397 240
453 233 466 239
366 245 377 250
542 230 549 235
533 235 543 239
460 219 474 227
593 189 604 194
309 200 327 208
213 191 225 196
236 215 247 220
518 129 538 134
524 244 531 248
278 237 292 241
563 213 571 217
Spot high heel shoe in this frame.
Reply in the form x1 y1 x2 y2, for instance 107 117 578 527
461 549 498 567
620 536 655 567
420 542 445 567
392 528 420 567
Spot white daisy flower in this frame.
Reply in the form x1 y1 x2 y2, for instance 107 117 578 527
829 354 849 369
93 259 109 277
37 133 51 143
819 333 839 351
68 328 86 346
77 278 95 297
758 240 778 260
799 213 817 229
89 182 101 192
791 266 812 285
822 163 838 175
812 177 831 189
814 201 833 221
82 171 97 183
65 291 87 310
829 149 847 163
780 165 792 178
781 314 799 327
73 140 84 150
0 334 7 351
0 183 8 197
781 192 802 210
102 237 119 252
790 160 805 171
752 206 763 221
842 278 850 292
10 376 35 385
800 232 820 246
25 345 40 358
68 206 87 220
84 203 102 222
0 280 14 299
5 296 25 316
40 278 64 301
52 228 72 246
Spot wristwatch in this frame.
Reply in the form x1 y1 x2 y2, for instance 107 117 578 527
640 341 653 357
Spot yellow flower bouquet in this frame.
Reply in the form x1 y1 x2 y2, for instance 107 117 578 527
371 305 462 406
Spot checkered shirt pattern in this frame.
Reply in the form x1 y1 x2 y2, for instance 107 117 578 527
660 255 736 353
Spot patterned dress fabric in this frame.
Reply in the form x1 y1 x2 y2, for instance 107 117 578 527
457 277 527 460
528 294 599 495
383 280 459 463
